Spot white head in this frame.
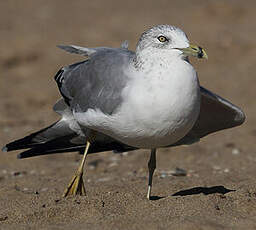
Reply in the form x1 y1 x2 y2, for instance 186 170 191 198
135 25 207 64
136 25 189 51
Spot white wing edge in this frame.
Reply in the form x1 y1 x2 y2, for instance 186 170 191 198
121 40 129 49
57 44 97 57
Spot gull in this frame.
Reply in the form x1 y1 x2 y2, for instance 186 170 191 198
2 25 245 199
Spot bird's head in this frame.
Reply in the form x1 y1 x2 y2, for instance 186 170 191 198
135 24 208 60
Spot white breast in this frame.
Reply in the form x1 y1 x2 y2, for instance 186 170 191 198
75 58 200 149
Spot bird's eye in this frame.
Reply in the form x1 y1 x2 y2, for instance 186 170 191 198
157 36 168 43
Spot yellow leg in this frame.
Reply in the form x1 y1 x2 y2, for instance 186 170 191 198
63 141 90 197
147 149 156 200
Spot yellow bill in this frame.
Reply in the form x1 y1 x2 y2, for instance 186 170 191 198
177 44 208 59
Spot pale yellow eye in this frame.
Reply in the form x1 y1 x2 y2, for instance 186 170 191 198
158 36 167 42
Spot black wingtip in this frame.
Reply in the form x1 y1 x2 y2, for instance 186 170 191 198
235 108 246 125
2 146 8 152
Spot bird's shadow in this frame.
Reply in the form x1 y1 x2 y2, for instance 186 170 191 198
149 196 165 201
148 185 235 201
172 185 235 196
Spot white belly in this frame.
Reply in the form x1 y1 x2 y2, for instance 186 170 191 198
113 64 200 148
75 60 200 149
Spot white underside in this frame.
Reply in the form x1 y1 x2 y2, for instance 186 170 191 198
74 52 201 149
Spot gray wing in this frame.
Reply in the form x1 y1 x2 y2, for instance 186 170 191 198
171 86 245 146
57 41 129 57
57 45 112 57
55 47 134 115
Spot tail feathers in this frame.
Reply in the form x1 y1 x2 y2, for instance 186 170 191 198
17 140 136 159
3 121 137 159
3 120 75 152
17 134 85 158
3 122 58 152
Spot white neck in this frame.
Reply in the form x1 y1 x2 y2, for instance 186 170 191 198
133 47 184 70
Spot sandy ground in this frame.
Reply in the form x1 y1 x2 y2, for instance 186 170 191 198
0 0 256 229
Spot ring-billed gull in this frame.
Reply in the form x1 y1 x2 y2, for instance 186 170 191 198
2 25 245 199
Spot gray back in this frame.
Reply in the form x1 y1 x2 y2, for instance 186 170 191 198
55 48 134 115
